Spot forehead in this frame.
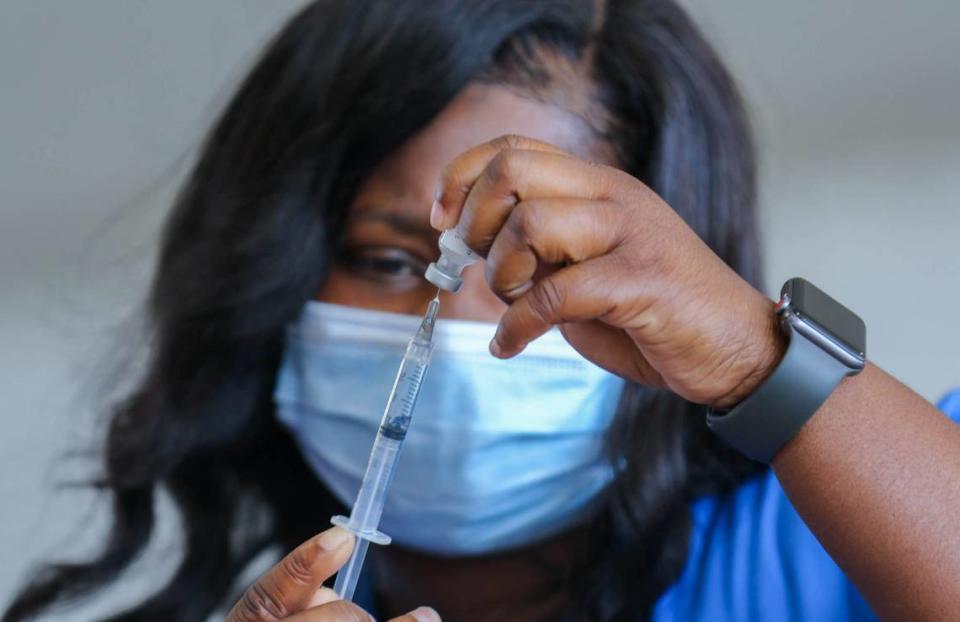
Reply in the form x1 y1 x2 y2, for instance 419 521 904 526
358 83 615 207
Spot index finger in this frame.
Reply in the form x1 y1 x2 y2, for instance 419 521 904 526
431 134 568 230
227 526 355 622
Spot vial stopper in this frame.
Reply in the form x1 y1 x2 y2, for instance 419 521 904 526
424 229 479 292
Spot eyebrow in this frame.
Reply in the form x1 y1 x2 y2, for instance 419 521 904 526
351 206 435 238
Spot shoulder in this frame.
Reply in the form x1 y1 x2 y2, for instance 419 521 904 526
653 471 877 622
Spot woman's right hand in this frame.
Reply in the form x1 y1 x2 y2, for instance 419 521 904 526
226 526 440 622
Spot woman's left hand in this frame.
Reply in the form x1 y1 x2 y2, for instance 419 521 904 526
432 135 785 409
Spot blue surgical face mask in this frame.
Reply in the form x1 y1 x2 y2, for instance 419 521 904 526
274 302 624 555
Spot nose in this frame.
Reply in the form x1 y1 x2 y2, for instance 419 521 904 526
435 262 506 324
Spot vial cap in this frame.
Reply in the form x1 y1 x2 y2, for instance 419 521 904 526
425 262 462 292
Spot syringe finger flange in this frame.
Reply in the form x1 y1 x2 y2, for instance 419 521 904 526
331 515 392 545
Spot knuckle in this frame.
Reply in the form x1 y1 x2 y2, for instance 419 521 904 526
486 259 532 301
491 133 525 151
484 152 510 186
484 150 524 189
601 165 638 195
236 582 288 621
437 162 455 189
529 278 565 324
508 202 538 244
603 246 637 275
278 548 314 586
484 264 502 294
437 159 475 207
500 207 525 249
585 165 639 205
599 201 633 245
438 162 469 198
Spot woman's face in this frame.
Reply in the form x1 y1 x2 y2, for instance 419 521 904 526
315 82 616 322
314 83 619 614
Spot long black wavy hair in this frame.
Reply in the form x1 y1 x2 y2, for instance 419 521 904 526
4 1 764 620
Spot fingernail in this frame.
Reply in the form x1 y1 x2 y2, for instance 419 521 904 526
489 337 503 358
315 526 352 552
429 199 444 230
409 606 441 622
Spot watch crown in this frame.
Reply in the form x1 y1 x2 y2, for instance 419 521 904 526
775 293 792 314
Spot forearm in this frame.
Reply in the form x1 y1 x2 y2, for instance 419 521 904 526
773 363 960 620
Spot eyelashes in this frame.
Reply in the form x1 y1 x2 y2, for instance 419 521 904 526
338 245 431 282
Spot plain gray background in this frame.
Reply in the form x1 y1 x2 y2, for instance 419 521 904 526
2 1 958 617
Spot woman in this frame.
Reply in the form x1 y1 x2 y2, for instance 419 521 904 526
5 1 959 621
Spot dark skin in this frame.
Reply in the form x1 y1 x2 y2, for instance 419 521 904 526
229 83 960 621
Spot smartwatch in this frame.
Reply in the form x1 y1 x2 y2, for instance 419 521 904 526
706 278 866 463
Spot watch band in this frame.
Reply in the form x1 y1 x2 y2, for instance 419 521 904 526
706 324 856 463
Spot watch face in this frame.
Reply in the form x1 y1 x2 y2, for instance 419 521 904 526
783 278 866 357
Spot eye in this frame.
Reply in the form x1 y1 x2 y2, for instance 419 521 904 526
339 246 430 282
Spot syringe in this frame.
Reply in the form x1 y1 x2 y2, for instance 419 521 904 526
331 295 440 602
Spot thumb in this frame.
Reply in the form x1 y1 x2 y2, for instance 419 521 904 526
227 526 355 621
282 602 440 622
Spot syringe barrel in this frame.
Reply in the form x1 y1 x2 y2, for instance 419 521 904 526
347 343 430 533
378 343 430 440
348 433 402 532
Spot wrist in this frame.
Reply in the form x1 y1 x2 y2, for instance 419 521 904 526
706 278 866 463
712 297 788 410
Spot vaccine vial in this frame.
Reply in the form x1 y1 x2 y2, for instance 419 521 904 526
424 229 479 293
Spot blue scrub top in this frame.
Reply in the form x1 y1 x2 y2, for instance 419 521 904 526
653 388 960 621
359 389 960 620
